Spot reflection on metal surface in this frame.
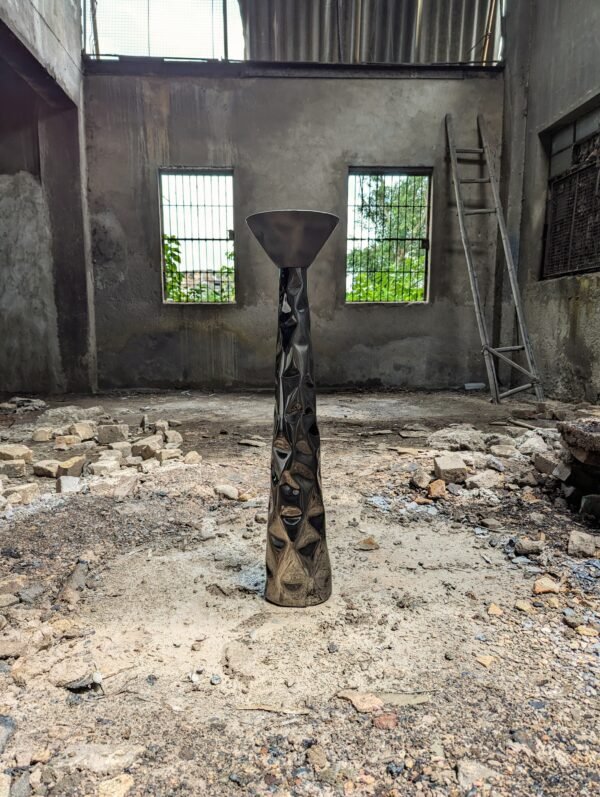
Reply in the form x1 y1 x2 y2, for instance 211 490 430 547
247 210 339 607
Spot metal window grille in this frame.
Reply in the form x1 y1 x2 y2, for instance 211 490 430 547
543 161 600 279
159 170 235 304
83 0 244 60
346 170 431 303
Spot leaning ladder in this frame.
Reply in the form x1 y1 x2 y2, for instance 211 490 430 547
445 113 544 403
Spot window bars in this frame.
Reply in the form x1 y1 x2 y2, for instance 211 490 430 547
346 171 431 303
543 110 600 279
543 162 600 279
159 170 235 304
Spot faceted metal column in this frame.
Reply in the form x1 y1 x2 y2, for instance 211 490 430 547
246 210 339 607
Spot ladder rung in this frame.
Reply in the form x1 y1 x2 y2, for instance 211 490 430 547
464 208 496 215
456 147 484 154
496 345 525 353
499 383 533 399
459 178 490 184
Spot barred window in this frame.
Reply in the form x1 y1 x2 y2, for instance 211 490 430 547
346 170 431 303
543 108 600 279
160 170 235 304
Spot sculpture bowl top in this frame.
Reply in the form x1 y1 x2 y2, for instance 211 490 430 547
246 210 339 269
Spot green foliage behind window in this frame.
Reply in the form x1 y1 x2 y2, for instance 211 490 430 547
162 235 235 303
346 173 430 303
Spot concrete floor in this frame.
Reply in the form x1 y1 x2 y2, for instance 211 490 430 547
0 391 598 796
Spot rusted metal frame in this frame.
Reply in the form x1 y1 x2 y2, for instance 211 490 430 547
484 345 536 379
446 114 500 403
477 114 545 401
499 383 534 399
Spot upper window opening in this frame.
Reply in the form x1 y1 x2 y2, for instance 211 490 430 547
160 170 235 304
543 107 600 279
346 170 431 303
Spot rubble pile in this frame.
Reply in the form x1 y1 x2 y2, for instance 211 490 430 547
0 409 201 513
554 418 600 519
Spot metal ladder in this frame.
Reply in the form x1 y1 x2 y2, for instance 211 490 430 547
445 113 544 404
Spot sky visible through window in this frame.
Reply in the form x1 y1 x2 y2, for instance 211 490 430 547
85 0 245 59
161 172 235 303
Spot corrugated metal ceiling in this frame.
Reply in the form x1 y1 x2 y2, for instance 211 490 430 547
238 0 502 64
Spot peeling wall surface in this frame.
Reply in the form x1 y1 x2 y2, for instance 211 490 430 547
0 0 82 104
0 172 64 391
504 0 600 402
85 68 503 390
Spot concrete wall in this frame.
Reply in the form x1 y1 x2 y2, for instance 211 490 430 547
504 0 600 402
0 172 64 391
0 5 96 394
0 0 82 104
85 65 504 390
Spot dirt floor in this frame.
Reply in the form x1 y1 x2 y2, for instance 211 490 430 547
0 390 598 796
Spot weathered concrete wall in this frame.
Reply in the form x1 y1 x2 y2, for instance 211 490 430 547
0 0 82 105
85 67 504 389
503 0 600 401
0 172 64 391
0 3 95 393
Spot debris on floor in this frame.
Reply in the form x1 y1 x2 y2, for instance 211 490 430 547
0 390 598 795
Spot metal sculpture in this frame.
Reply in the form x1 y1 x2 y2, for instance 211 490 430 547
246 210 339 607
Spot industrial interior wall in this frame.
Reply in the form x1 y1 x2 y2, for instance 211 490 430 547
0 4 96 393
0 0 82 105
504 0 600 402
84 69 503 389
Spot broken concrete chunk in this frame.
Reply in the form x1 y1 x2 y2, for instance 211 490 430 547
183 451 202 465
517 435 550 456
4 483 40 505
434 453 467 483
337 690 384 713
125 456 143 466
164 429 183 445
514 537 545 556
215 484 239 500
56 476 81 494
98 450 123 461
97 424 129 445
489 444 519 458
427 479 447 499
552 461 572 482
153 420 169 435
69 421 96 441
0 460 27 478
533 452 559 475
411 468 432 489
89 459 121 476
33 460 60 478
112 474 139 498
427 425 486 451
57 456 85 477
0 444 33 463
138 460 159 474
533 576 561 595
31 427 53 442
109 441 132 457
568 529 598 558
98 774 135 797
465 469 503 490
157 449 182 464
131 434 163 460
54 435 82 450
